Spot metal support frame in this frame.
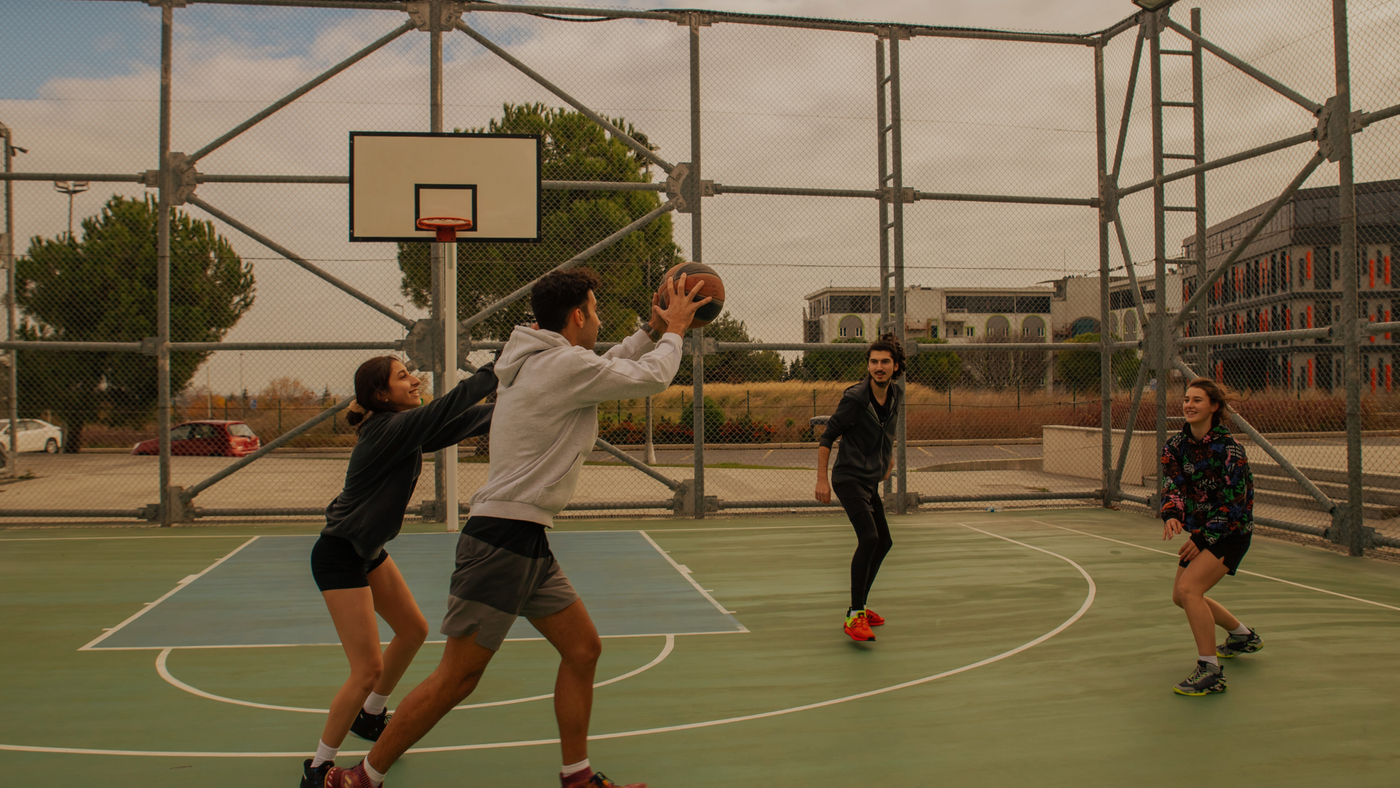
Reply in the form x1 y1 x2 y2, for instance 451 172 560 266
876 28 909 514
1095 40 1113 508
688 14 705 520
1 122 17 477
3 0 1394 541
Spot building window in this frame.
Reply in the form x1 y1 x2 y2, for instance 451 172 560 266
966 327 976 337
838 315 864 338
930 325 939 339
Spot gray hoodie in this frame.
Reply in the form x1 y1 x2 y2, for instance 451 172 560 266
469 325 682 526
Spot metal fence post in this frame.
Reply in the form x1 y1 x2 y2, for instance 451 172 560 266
1095 41 1114 506
1 122 17 477
1333 0 1367 555
890 30 908 515
429 16 448 524
1191 8 1209 374
689 15 705 520
157 3 174 527
1148 10 1169 505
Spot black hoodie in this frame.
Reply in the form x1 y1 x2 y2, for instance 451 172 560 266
818 377 901 487
320 364 497 559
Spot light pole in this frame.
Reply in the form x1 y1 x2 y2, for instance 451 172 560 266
52 180 89 241
239 352 245 415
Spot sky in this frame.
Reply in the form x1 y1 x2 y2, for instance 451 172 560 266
2 0 1397 397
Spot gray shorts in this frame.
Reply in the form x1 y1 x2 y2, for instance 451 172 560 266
440 516 579 651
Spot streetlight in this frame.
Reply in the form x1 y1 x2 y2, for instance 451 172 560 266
52 180 89 241
239 352 246 413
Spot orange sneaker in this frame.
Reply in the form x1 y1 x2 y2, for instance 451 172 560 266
844 611 875 642
563 770 645 788
864 609 885 627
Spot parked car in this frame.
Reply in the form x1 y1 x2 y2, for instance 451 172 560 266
131 420 261 457
0 419 63 453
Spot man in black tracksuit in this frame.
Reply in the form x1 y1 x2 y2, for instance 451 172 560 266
815 334 904 642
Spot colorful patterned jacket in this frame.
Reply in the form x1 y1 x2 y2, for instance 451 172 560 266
1158 424 1254 544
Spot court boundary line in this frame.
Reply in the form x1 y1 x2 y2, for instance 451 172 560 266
77 536 261 651
87 630 737 652
0 521 1094 758
1027 519 1400 613
154 634 676 714
639 529 748 627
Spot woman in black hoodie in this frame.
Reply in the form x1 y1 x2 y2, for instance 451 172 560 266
814 334 904 643
300 356 495 788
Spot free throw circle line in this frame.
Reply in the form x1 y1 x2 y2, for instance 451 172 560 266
0 522 1093 757
154 635 675 714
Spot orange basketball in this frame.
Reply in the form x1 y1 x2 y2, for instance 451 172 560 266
657 262 725 329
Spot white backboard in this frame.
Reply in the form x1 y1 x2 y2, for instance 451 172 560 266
349 132 541 243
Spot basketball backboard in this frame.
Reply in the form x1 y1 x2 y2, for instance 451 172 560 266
349 132 541 243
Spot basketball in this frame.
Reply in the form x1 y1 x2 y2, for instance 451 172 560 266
658 262 725 328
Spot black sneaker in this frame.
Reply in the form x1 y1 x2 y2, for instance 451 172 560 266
1217 628 1263 658
349 708 390 741
302 758 334 788
1173 660 1226 696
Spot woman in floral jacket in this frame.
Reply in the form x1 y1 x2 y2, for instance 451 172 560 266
1159 377 1262 697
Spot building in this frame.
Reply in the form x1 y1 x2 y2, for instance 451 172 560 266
802 272 1182 347
1182 177 1399 392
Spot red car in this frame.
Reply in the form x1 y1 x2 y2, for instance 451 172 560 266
131 420 262 457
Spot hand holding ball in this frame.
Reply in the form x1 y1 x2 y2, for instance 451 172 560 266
656 262 726 329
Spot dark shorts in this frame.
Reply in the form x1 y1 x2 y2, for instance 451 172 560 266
440 516 579 651
1180 529 1252 575
310 534 390 592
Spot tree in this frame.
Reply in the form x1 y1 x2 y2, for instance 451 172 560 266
960 334 1047 391
1058 333 1139 393
792 337 867 381
397 103 683 342
905 337 962 391
260 377 316 407
17 196 255 451
673 311 785 385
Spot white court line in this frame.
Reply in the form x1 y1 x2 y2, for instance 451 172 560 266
638 529 748 627
0 521 1094 758
154 635 676 714
84 630 738 652
1027 519 1400 613
78 537 261 651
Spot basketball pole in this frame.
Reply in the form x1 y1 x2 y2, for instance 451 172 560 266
442 233 459 533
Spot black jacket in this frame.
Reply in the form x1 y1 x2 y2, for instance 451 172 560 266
321 364 497 559
819 377 900 487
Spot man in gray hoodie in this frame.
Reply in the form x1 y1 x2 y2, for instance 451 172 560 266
331 267 709 788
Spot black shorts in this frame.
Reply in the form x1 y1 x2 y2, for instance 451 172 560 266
1179 529 1252 575
311 534 390 592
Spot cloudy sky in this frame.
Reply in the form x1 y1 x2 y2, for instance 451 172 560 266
3 0 1397 396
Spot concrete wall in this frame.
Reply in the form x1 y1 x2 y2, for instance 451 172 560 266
1043 425 1156 484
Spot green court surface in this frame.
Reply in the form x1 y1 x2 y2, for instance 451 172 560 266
3 509 1399 787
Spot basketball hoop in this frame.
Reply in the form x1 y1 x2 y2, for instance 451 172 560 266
416 216 473 243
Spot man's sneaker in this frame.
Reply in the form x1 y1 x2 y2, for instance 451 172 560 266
844 611 875 642
864 609 885 627
301 758 333 788
1173 660 1226 696
1217 628 1263 658
323 762 376 788
562 768 646 788
350 708 389 741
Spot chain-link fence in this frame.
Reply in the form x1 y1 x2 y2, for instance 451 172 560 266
1 1 1395 556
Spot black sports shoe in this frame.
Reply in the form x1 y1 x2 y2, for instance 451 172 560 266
1173 660 1226 696
350 708 390 741
1217 628 1263 658
302 758 334 788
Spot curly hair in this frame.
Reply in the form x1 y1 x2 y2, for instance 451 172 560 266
531 268 603 332
867 333 905 380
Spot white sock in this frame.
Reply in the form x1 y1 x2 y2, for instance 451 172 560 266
1228 623 1252 636
363 692 390 716
363 758 386 786
1199 654 1219 666
310 739 338 768
562 758 591 778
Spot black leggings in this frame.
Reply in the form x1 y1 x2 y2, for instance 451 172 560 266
834 480 893 610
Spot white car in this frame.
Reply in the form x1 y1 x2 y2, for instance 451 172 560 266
0 419 63 453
